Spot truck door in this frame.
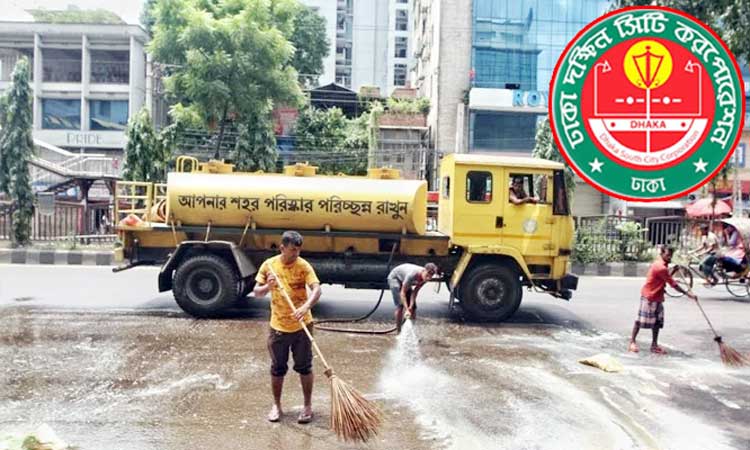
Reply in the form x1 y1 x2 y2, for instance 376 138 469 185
452 167 502 243
502 171 554 256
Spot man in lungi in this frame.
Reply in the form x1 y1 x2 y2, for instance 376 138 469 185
629 245 696 354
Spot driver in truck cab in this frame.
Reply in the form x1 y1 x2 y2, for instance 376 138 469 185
509 175 539 205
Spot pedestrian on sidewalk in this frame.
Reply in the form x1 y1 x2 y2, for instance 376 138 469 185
387 262 438 332
253 230 322 424
629 245 696 354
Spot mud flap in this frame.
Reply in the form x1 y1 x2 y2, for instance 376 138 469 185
158 241 256 292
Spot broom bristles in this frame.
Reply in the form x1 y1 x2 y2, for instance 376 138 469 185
328 373 382 443
718 341 750 367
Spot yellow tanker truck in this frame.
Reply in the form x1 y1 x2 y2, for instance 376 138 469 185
114 153 578 321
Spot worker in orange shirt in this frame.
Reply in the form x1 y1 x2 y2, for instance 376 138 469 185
629 245 696 354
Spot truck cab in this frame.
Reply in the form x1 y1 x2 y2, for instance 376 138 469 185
437 154 577 320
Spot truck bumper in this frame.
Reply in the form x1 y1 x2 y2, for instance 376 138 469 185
562 273 579 291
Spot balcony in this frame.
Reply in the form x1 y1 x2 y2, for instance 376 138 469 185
91 60 129 84
42 49 82 83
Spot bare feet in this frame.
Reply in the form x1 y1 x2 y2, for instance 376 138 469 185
651 345 667 354
628 342 639 353
267 404 282 422
297 407 313 424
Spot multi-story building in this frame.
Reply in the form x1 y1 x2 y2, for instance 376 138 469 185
0 11 149 159
412 0 613 213
336 0 414 95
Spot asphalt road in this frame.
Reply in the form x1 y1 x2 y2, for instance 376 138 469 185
1 265 749 449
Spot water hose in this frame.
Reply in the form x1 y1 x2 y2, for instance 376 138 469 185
314 243 399 335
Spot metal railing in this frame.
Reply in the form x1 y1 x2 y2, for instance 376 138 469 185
0 201 114 241
114 181 154 226
43 59 82 82
573 215 713 261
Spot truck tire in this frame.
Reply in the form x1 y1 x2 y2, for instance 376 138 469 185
173 254 239 318
459 264 522 322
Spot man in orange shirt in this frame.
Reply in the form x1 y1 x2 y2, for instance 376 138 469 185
254 231 322 424
629 246 696 354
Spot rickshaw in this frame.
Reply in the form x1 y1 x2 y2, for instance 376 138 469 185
667 217 750 298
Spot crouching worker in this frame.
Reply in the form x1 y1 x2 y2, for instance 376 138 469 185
254 231 322 424
387 262 438 332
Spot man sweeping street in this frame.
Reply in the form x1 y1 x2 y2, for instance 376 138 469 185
254 231 322 424
387 262 438 332
629 245 696 354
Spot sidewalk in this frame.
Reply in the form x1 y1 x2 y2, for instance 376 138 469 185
0 247 114 266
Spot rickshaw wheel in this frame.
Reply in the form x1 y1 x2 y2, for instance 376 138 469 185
724 272 750 297
666 265 692 298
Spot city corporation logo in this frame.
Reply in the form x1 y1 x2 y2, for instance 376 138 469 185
550 7 745 201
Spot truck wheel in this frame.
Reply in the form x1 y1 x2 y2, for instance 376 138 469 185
173 254 239 318
459 264 522 322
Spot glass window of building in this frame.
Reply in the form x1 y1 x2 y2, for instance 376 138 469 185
471 0 609 91
397 0 408 3
395 37 408 58
472 112 538 152
90 100 129 131
393 63 407 86
42 99 81 129
90 50 130 84
395 9 408 31
42 48 81 83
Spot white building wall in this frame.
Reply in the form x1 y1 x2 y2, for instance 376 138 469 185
352 0 390 94
299 0 337 86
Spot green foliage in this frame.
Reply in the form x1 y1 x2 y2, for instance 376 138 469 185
290 5 330 87
616 221 651 261
613 0 750 63
572 220 618 264
293 106 375 175
140 0 158 33
123 108 169 182
533 117 576 196
27 8 125 24
232 110 278 172
0 59 34 247
149 0 304 158
385 97 430 115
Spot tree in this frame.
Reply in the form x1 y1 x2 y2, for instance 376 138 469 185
612 0 750 63
289 5 329 87
0 59 34 246
233 109 278 172
124 108 168 182
148 0 304 159
294 106 369 175
140 0 158 34
533 117 576 196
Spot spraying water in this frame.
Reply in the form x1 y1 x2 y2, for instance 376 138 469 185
395 319 421 365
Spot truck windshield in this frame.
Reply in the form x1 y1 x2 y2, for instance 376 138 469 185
553 170 570 216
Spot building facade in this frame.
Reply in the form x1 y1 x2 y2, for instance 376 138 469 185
0 17 149 158
336 0 415 95
299 0 338 86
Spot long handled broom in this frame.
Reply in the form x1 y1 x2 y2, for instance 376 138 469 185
267 266 382 442
691 294 748 367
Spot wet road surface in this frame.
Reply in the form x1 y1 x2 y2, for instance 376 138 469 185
1 266 749 449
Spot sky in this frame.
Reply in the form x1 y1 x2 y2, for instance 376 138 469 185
6 0 143 25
